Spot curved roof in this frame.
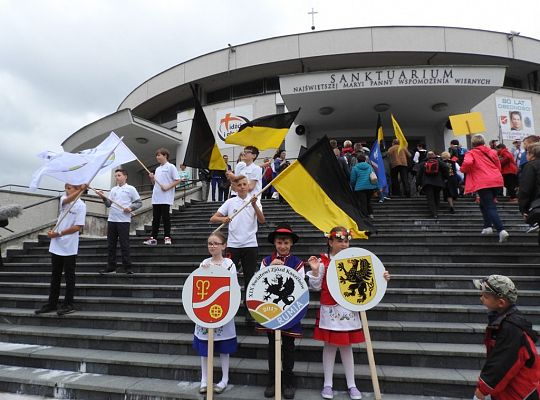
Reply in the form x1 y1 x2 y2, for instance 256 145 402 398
119 26 540 118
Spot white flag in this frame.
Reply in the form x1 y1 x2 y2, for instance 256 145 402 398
30 132 137 190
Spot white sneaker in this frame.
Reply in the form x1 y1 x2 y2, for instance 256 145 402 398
143 237 157 246
499 230 509 243
481 227 493 235
526 223 539 233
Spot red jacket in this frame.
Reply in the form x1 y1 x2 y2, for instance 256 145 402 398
477 306 540 400
460 146 503 194
498 147 518 175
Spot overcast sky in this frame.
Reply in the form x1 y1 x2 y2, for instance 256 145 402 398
1 0 539 190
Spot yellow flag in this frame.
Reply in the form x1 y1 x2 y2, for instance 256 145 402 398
391 114 408 153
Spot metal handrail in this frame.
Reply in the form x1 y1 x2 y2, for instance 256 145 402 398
23 195 61 210
0 184 64 195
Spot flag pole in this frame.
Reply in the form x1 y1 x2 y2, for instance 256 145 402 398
89 187 135 216
53 137 126 231
136 157 162 186
275 329 282 400
207 328 215 400
211 164 293 233
360 311 382 400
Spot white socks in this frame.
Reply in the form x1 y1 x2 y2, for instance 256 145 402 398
200 354 230 386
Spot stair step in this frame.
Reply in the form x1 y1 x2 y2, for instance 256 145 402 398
0 363 472 399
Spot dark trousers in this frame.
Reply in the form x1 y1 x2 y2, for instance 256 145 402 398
107 222 131 269
503 173 518 198
424 185 442 217
390 166 410 196
478 188 504 231
267 332 296 386
355 189 374 216
228 247 258 305
48 253 76 306
151 204 171 239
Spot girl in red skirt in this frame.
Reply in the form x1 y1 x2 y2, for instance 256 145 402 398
307 226 390 400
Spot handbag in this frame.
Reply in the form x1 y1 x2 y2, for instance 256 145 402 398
369 170 378 185
526 198 540 225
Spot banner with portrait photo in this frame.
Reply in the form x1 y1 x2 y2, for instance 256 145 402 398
496 97 535 141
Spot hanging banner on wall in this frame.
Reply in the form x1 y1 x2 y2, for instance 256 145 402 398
215 105 252 144
496 97 535 141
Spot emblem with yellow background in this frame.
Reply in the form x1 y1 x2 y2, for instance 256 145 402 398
182 264 241 329
327 247 388 312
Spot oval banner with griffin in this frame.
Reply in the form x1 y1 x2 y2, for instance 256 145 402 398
327 247 387 312
182 265 241 328
246 265 309 330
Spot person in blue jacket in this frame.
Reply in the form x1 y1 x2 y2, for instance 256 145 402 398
350 153 378 218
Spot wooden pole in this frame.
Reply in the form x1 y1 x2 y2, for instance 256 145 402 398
275 329 282 400
211 174 280 234
360 311 382 400
89 187 134 216
136 157 162 186
207 327 214 400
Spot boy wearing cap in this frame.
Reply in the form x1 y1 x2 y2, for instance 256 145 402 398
473 275 540 400
258 223 304 399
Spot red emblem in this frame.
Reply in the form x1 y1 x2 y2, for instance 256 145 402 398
500 115 508 125
192 276 231 324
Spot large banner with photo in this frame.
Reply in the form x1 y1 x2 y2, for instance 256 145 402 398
496 97 535 141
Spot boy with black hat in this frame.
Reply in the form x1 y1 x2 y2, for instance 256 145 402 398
472 275 540 400
258 223 304 399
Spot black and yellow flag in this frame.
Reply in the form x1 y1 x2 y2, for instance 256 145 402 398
184 86 227 170
272 137 374 239
224 109 299 150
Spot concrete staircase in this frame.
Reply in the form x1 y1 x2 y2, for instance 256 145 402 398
0 196 538 399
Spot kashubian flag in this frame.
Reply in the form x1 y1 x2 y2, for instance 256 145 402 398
272 137 374 239
184 86 227 170
224 109 299 150
391 114 408 153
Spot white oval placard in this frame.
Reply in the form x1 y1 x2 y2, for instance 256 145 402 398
326 247 387 312
182 264 241 329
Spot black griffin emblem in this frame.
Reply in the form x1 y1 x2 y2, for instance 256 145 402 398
263 274 295 308
337 258 375 303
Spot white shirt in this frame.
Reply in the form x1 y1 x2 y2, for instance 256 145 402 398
152 162 180 205
217 195 262 248
241 162 263 194
108 184 140 223
194 257 237 341
49 196 86 256
230 161 248 196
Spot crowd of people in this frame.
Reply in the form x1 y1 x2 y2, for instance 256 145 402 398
30 136 540 400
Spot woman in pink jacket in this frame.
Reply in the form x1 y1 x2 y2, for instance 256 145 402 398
460 134 509 243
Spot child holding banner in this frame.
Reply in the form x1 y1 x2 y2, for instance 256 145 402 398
307 226 390 400
192 231 237 394
35 183 87 316
143 148 180 246
258 223 304 399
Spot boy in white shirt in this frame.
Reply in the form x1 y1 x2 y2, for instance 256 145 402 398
210 175 265 322
35 183 87 316
96 169 142 274
143 148 181 246
227 146 262 196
